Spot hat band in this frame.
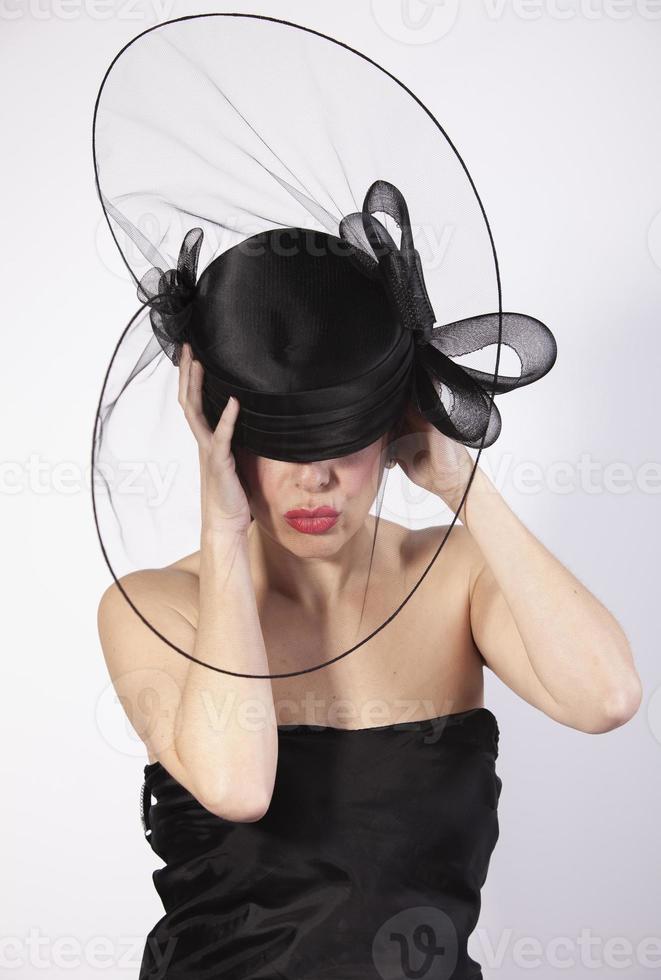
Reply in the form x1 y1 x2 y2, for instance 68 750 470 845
202 329 415 461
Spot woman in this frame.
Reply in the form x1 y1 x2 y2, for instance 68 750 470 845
92 16 641 978
98 338 640 979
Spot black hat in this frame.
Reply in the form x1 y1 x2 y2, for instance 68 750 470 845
92 14 556 677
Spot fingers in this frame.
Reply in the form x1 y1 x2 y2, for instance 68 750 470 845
210 394 241 461
186 346 206 420
177 344 242 459
178 343 212 447
177 342 190 407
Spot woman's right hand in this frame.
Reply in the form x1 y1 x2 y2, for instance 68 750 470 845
178 342 252 536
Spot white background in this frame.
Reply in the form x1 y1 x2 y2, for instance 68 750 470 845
2 1 660 977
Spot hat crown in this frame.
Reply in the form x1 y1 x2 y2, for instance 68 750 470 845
192 227 401 392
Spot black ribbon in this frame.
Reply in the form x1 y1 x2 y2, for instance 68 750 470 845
137 227 204 366
339 180 558 448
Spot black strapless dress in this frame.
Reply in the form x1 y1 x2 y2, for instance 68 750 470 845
138 707 502 980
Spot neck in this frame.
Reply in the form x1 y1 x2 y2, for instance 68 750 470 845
246 516 380 616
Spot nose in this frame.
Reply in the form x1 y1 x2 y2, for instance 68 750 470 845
295 460 332 491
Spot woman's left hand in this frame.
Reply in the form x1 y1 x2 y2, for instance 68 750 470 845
390 400 476 513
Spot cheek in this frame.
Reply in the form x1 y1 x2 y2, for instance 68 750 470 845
343 449 385 499
234 451 260 501
247 459 280 509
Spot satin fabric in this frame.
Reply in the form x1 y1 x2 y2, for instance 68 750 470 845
190 226 416 462
138 707 502 979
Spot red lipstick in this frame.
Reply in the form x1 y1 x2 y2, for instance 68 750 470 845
284 505 340 534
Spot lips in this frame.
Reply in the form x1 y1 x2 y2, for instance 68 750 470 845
284 505 340 534
285 506 339 518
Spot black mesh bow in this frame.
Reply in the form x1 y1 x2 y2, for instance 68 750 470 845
339 180 558 449
137 227 204 366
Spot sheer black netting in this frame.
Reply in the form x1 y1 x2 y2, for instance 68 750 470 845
92 13 556 677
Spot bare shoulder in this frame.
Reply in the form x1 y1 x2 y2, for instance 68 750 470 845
98 555 200 630
402 521 483 585
397 522 488 700
96 559 200 704
96 560 201 770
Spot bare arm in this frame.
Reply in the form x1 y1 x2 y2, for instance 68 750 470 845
458 467 642 733
97 543 276 822
175 528 277 818
98 344 278 821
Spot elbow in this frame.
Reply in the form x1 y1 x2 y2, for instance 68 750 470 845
584 674 643 734
605 674 643 728
197 781 274 823
174 735 277 823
